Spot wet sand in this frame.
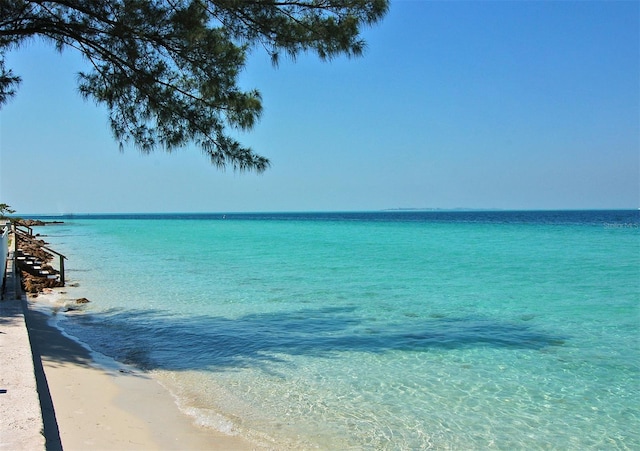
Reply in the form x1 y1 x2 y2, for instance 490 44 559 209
25 298 259 450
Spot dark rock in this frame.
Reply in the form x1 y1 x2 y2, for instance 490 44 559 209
18 219 46 226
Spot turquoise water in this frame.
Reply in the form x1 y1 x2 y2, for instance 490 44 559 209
36 211 639 449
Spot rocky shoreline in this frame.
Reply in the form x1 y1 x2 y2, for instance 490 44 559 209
14 221 65 294
17 219 64 227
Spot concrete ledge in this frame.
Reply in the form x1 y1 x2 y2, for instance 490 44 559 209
0 255 46 450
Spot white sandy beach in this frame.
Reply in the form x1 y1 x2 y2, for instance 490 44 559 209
25 293 261 450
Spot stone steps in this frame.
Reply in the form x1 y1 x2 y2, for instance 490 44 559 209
15 250 61 283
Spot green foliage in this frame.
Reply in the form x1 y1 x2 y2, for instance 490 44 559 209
0 0 388 171
0 203 15 220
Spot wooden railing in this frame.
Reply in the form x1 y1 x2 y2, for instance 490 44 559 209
13 225 67 286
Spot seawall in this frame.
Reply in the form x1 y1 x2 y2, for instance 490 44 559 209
0 230 47 450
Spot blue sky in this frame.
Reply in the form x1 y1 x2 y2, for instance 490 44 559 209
1 1 638 214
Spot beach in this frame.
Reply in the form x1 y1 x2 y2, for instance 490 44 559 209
25 293 260 450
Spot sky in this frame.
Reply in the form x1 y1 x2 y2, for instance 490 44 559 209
1 0 638 214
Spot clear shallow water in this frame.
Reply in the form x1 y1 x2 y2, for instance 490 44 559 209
34 211 639 449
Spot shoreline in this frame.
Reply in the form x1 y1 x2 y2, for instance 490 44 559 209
25 293 261 450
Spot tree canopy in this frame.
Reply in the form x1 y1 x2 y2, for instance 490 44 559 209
0 202 15 219
0 0 388 171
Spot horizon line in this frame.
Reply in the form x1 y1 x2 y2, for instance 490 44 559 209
11 207 640 217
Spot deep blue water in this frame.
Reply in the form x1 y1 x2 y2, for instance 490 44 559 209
32 209 638 225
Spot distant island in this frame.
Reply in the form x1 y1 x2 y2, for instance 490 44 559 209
383 207 504 212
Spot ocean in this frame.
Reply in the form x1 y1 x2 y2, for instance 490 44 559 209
30 210 639 449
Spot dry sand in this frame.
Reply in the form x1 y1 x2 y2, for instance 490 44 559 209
25 297 260 450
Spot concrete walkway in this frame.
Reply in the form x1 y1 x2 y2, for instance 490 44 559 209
0 249 46 450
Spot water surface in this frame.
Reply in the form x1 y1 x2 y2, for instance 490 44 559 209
36 211 639 449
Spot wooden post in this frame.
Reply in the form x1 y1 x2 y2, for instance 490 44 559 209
59 255 65 286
